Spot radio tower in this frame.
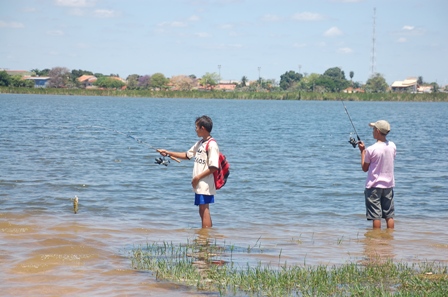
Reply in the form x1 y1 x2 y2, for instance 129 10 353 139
370 7 376 76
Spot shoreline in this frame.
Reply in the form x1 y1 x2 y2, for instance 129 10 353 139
1 87 448 101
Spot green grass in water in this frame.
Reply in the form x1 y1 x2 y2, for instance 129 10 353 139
130 239 448 296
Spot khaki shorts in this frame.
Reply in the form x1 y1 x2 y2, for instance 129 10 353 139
364 188 394 220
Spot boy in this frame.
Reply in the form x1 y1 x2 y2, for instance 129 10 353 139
358 120 396 229
158 115 219 228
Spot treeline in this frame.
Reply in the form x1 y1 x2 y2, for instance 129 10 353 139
2 86 447 102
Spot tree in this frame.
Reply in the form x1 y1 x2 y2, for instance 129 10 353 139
94 77 125 89
279 71 302 90
138 75 151 89
10 76 35 88
319 67 350 92
48 67 71 88
126 74 140 90
199 72 220 89
170 75 195 91
300 73 320 92
350 71 354 81
240 76 248 87
31 68 50 77
0 71 11 86
417 76 424 85
365 73 388 93
150 73 169 90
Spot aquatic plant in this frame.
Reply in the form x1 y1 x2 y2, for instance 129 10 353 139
130 239 448 296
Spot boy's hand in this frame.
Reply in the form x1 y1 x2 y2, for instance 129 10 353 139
191 176 200 189
358 141 365 152
157 149 168 156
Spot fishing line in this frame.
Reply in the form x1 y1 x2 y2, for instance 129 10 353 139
77 125 181 164
341 101 361 148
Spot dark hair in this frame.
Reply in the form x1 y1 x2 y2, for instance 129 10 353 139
196 115 213 132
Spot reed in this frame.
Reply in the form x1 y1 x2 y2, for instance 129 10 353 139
2 86 448 102
130 240 448 296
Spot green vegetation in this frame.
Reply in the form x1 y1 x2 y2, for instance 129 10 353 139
1 86 448 101
130 240 448 296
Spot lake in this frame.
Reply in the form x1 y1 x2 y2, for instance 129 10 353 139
1 94 447 296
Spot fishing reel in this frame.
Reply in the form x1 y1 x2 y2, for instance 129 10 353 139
154 157 170 166
348 137 358 148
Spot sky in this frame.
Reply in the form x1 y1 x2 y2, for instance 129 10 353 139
1 0 447 85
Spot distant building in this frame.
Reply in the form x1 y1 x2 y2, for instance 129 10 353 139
343 87 365 93
217 80 239 91
417 85 433 93
391 77 418 93
23 76 50 88
77 75 97 88
1 69 33 76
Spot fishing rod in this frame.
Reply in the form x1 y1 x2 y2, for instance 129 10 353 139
341 101 361 148
78 125 181 164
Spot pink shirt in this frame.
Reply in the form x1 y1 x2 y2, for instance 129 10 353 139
365 141 396 188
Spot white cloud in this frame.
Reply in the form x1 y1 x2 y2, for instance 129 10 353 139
158 21 188 28
220 24 234 29
55 0 95 7
293 42 307 48
324 27 343 37
337 47 353 54
262 14 283 22
47 30 65 36
76 42 90 49
397 37 407 43
0 21 25 28
188 15 200 22
195 32 211 38
402 25 414 31
69 8 85 16
94 9 118 18
292 12 324 21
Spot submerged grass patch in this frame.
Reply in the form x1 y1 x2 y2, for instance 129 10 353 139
130 239 448 296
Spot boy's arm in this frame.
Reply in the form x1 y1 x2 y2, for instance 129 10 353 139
157 149 189 160
191 166 217 189
358 142 370 172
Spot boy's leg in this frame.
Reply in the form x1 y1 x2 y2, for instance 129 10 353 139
386 218 394 229
372 220 381 228
199 204 212 228
365 188 382 229
381 188 395 229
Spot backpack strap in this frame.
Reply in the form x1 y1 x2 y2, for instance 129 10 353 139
205 138 216 153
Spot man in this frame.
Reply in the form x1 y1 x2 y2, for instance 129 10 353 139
358 120 396 229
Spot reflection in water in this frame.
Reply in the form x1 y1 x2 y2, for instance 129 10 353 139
362 229 395 264
191 228 226 270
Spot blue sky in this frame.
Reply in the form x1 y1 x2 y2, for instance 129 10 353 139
1 0 447 85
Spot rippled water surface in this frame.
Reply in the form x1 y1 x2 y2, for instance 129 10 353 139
1 94 447 296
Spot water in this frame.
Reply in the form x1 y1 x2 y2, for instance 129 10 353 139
1 94 447 296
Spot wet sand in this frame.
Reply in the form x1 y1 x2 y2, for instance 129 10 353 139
1 212 447 296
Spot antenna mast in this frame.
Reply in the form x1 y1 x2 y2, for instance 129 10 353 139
370 7 376 76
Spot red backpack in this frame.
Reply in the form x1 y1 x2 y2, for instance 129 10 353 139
206 139 229 190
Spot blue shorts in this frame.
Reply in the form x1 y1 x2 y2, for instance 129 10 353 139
195 194 214 206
